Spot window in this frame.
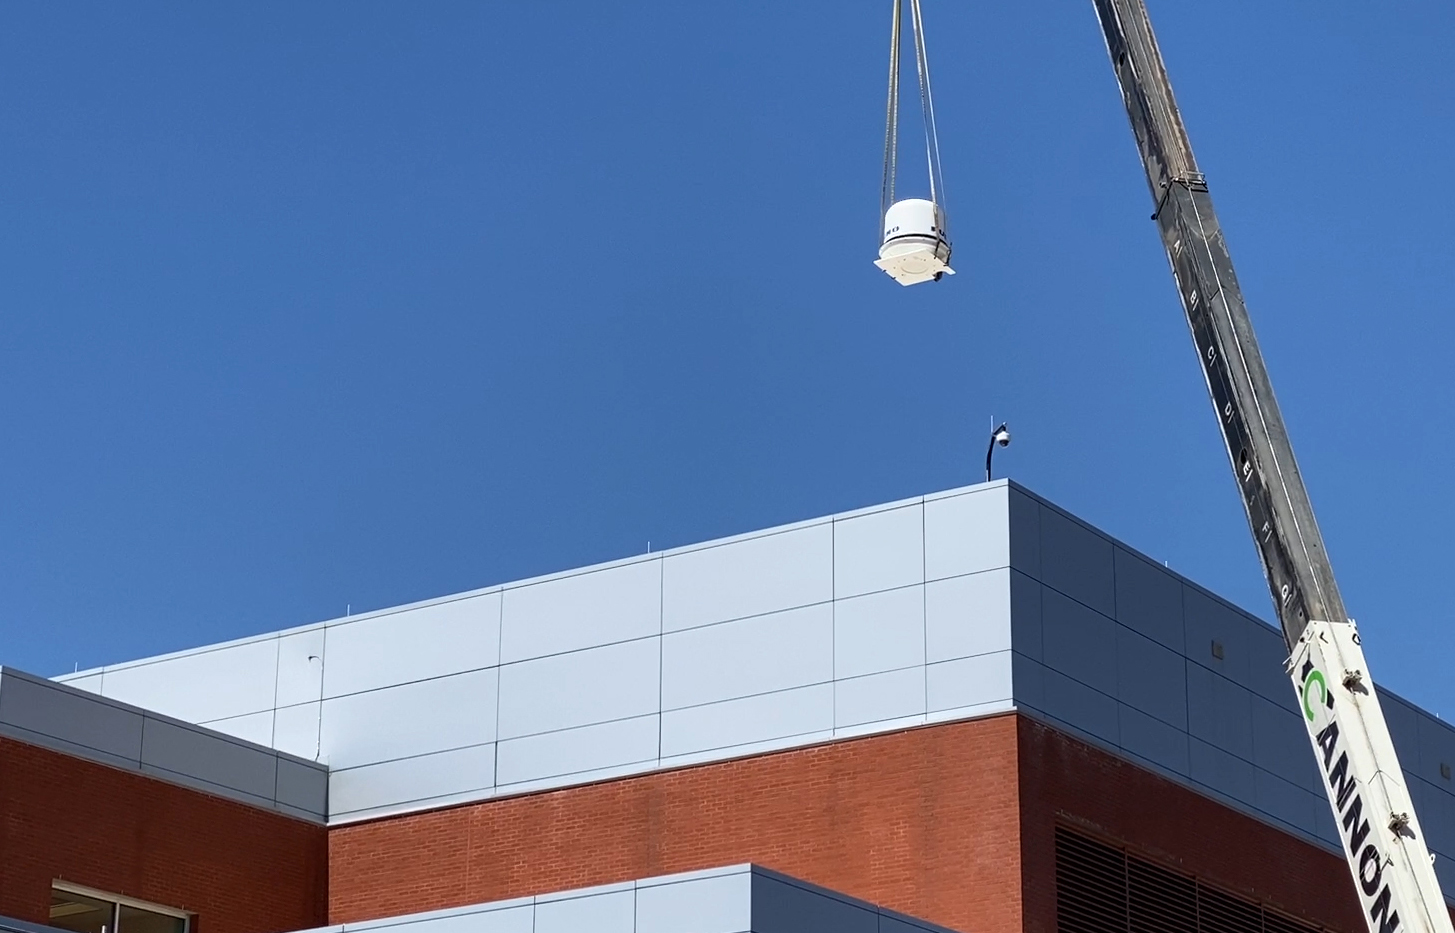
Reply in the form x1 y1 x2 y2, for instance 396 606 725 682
50 885 188 933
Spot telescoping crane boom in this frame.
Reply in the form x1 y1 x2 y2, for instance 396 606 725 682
1089 3 1451 931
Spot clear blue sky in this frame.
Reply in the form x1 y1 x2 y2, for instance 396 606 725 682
2 3 1451 713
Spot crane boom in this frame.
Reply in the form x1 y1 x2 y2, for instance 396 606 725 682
1089 3 1454 932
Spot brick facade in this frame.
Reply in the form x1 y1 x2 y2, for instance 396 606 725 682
0 737 327 933
330 714 1368 933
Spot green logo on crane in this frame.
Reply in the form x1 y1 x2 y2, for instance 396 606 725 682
1302 668 1327 722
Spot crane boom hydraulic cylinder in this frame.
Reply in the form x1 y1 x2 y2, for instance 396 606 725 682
1089 2 1454 931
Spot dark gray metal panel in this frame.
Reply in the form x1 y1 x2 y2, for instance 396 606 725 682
0 669 144 762
276 756 329 817
140 717 278 801
750 873 878 933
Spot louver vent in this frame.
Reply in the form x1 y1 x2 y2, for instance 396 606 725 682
1055 827 1333 933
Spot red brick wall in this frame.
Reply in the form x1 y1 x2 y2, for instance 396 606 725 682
329 715 1026 933
0 737 328 933
1015 715 1364 933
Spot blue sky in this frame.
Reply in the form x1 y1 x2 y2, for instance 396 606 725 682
2 3 1451 715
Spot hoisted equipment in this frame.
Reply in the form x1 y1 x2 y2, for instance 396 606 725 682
875 0 954 286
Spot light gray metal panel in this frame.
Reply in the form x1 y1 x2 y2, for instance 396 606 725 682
834 586 924 679
1250 694 1319 792
1011 652 1046 711
660 683 833 759
1253 768 1318 835
661 523 832 633
276 757 328 816
923 487 1008 583
0 671 143 762
1115 627 1186 730
321 668 497 769
276 628 325 708
501 560 661 664
1189 736 1256 802
101 638 278 724
834 667 925 730
636 869 752 933
1042 669 1119 745
1008 487 1041 579
1113 549 1184 652
833 503 923 599
61 673 103 694
534 886 635 933
273 702 321 760
1182 586 1253 688
201 710 274 746
1186 663 1254 760
140 717 277 800
924 570 1010 665
1118 704 1189 776
1417 713 1455 790
329 742 495 818
1037 508 1115 617
751 873 878 933
662 604 832 710
496 714 658 787
351 906 534 933
925 651 1013 715
323 593 501 700
1040 588 1118 696
1009 569 1043 661
498 639 658 740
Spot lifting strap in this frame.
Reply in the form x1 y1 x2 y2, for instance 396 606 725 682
880 0 947 231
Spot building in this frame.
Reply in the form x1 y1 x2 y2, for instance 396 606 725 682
4 480 1453 933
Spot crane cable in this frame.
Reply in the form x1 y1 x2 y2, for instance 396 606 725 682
880 0 947 231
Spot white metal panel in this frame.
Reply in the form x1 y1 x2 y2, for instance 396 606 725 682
273 702 321 760
925 651 1013 714
60 673 103 694
833 504 923 599
1041 669 1119 746
534 888 635 933
1115 627 1187 729
923 488 1008 582
660 683 833 759
323 593 501 700
1037 508 1115 617
636 869 752 933
497 639 658 740
833 586 924 680
101 639 278 724
924 569 1011 664
200 710 274 746
1112 549 1184 652
1185 663 1253 760
661 523 832 633
140 718 277 801
496 714 658 787
321 668 497 769
1118 704 1189 776
662 604 832 710
329 743 496 818
834 667 925 730
276 628 325 708
501 560 661 664
1039 589 1118 696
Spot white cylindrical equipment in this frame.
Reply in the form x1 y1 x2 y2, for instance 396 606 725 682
875 198 954 286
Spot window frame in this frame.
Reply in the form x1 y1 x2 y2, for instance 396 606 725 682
50 882 190 933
